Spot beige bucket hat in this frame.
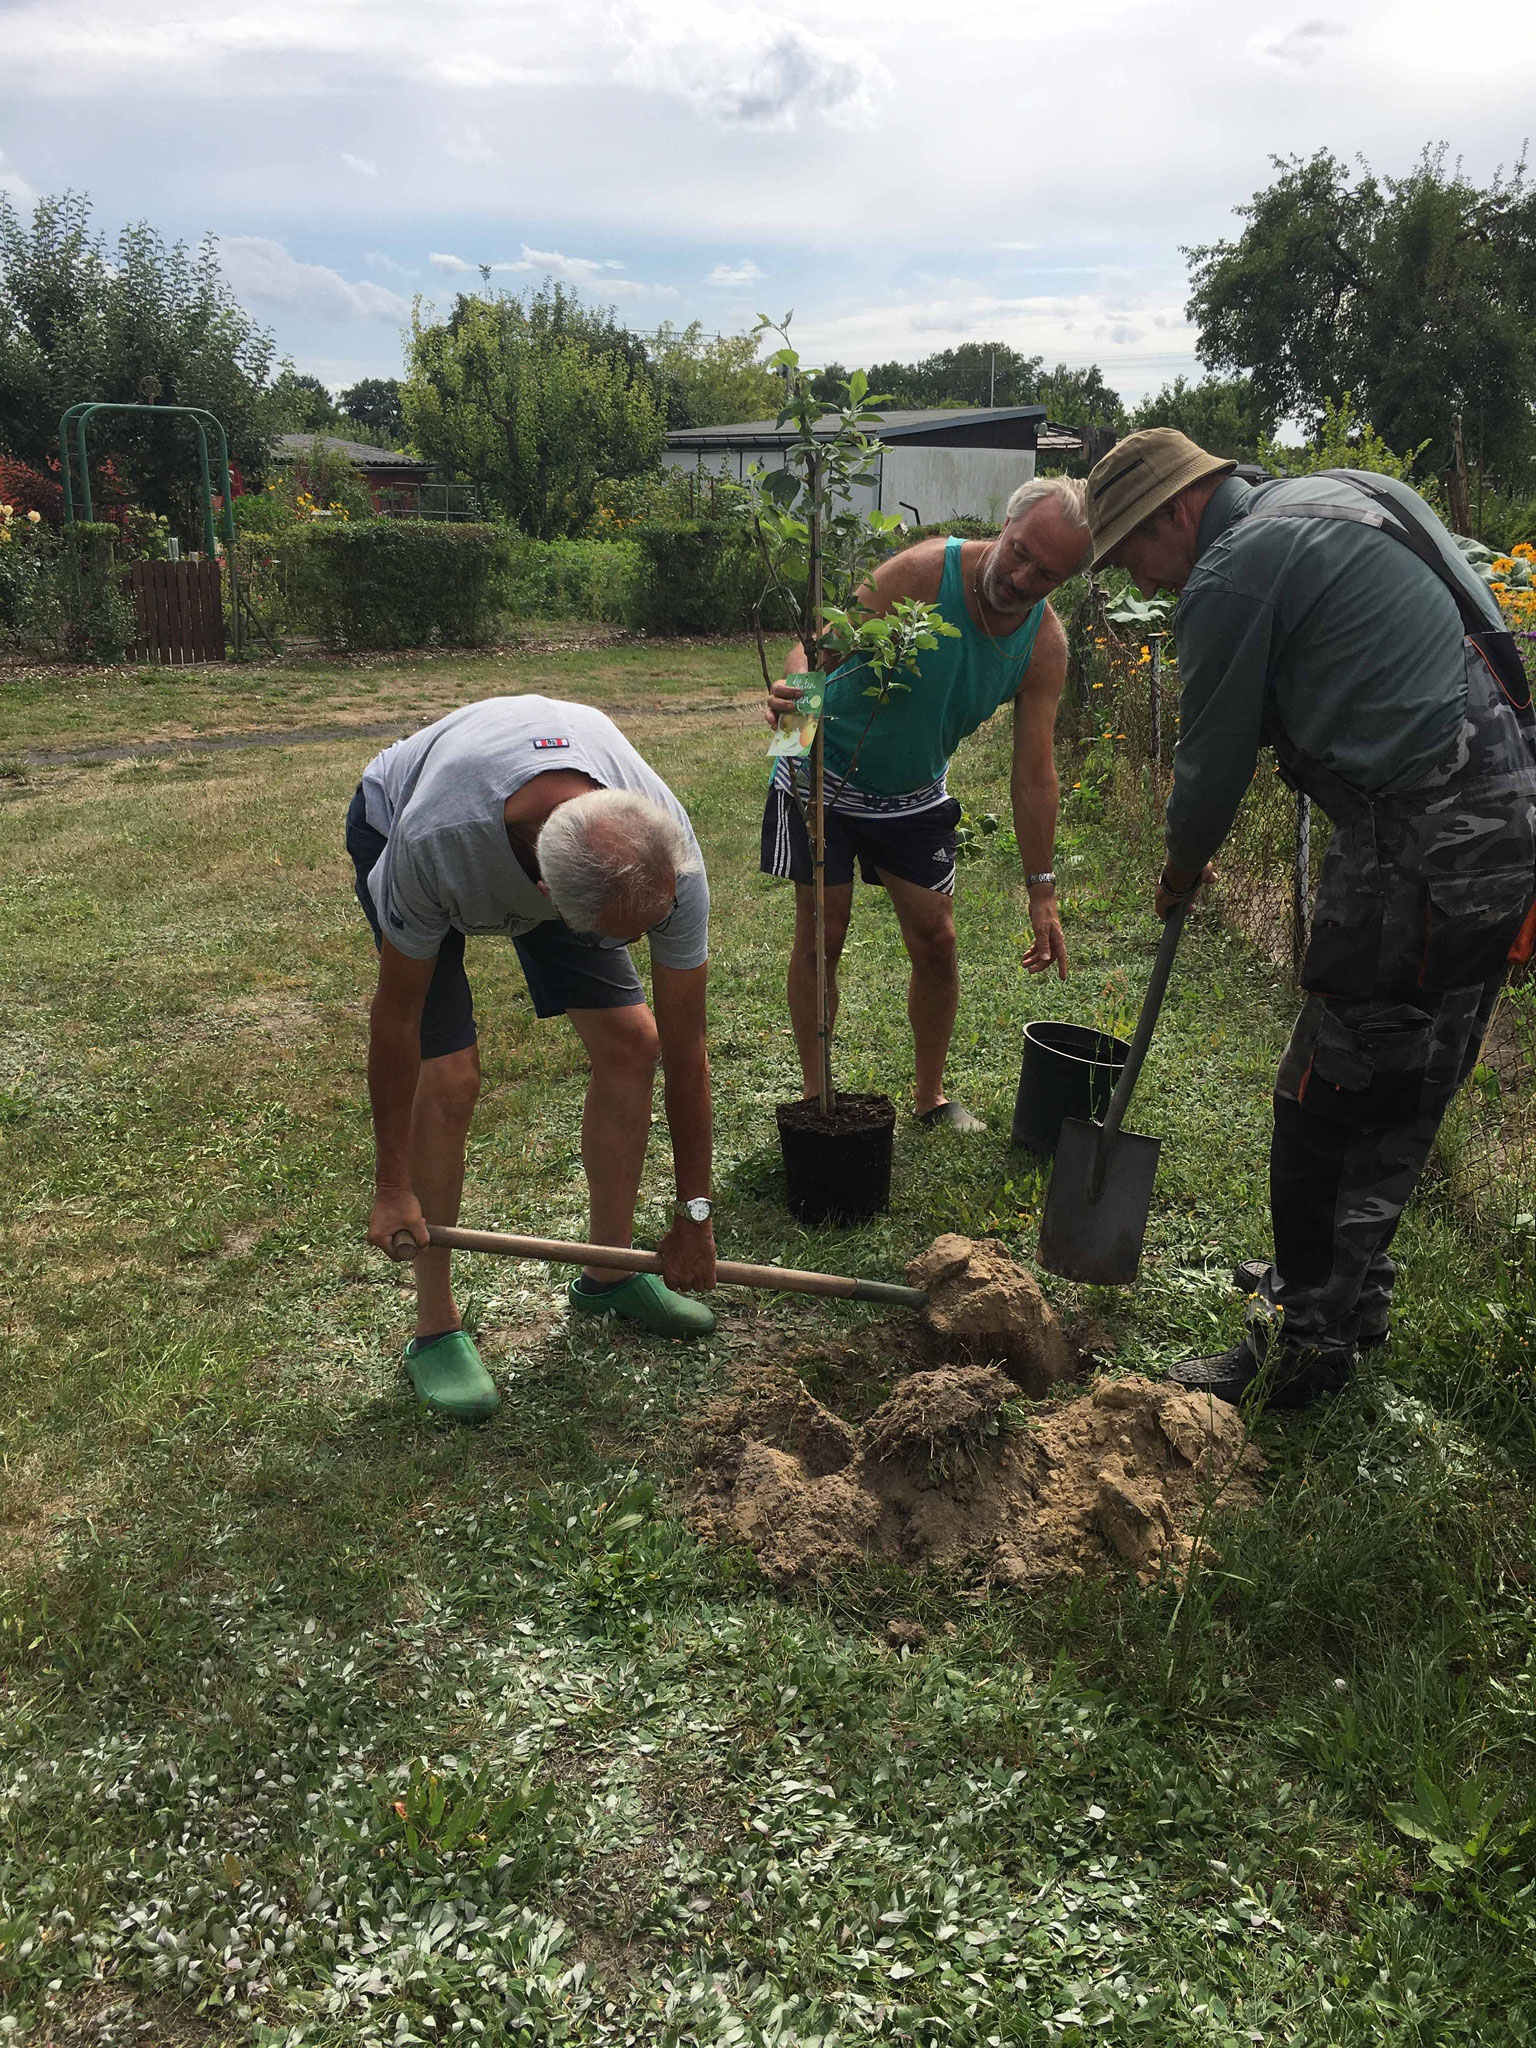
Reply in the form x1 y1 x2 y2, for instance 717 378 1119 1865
1085 429 1236 569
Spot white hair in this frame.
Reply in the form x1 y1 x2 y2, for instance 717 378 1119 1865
1004 474 1089 529
537 788 700 934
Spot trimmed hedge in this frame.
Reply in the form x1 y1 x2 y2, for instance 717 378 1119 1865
293 521 513 649
626 516 767 635
503 536 638 621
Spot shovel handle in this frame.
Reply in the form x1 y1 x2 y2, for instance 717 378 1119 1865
404 1223 929 1310
1089 894 1192 1202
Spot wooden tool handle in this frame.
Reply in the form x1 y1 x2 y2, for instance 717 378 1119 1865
421 1223 928 1310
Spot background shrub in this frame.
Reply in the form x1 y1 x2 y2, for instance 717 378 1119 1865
896 517 1000 546
236 443 373 539
291 521 513 650
502 535 638 621
1469 483 1536 553
0 519 135 660
0 515 52 639
626 515 766 635
0 454 64 527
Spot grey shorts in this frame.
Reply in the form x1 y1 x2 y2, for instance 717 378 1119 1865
346 787 644 1056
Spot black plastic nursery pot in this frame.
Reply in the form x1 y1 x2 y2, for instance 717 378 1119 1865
1010 1021 1131 1156
776 1092 897 1225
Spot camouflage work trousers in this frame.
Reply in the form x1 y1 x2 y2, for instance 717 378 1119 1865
1253 644 1536 1356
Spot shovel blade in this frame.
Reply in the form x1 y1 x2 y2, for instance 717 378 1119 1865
1037 1116 1163 1285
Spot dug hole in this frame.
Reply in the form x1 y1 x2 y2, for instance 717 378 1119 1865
689 1235 1265 1587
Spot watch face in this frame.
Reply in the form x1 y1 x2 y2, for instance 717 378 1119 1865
682 1197 712 1223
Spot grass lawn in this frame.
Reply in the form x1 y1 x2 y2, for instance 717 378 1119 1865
2 643 1535 2046
0 630 765 758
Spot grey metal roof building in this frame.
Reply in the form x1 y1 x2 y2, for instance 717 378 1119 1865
274 434 429 471
663 407 1087 526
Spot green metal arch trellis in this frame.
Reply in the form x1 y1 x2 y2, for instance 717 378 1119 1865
58 401 242 656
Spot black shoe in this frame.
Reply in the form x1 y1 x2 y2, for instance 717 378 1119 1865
1231 1259 1269 1297
1229 1261 1388 1350
1169 1339 1354 1411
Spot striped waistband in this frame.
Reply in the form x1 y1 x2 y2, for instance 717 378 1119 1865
770 757 950 816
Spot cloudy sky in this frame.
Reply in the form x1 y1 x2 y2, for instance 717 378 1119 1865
2 0 1533 407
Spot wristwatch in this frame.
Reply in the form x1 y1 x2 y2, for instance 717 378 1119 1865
1026 870 1057 888
675 1196 713 1224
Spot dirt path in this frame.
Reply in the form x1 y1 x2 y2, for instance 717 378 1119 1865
18 694 754 769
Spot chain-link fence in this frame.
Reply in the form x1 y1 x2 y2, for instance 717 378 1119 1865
1059 592 1535 1230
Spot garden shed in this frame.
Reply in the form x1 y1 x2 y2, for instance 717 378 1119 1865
273 435 475 519
662 407 1088 527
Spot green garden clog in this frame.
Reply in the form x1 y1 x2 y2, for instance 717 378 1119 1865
403 1330 500 1424
567 1271 716 1338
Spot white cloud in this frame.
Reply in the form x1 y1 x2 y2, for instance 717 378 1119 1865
0 1 583 97
429 251 478 274
444 126 499 164
426 56 570 89
1250 16 1349 65
340 152 377 176
220 236 411 321
704 258 765 286
2 0 1532 412
792 289 1203 401
497 245 678 298
0 151 35 206
614 1 889 129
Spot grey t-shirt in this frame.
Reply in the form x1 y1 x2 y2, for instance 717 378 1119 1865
359 696 709 969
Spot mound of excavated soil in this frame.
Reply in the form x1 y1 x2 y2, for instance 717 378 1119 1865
688 1368 1264 1587
907 1234 1073 1397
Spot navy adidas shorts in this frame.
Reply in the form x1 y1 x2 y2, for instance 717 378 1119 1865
346 787 644 1057
760 783 962 894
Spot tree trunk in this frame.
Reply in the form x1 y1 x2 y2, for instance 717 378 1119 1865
806 463 834 1112
1447 413 1473 537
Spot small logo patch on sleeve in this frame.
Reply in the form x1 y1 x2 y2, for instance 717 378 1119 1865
532 737 570 750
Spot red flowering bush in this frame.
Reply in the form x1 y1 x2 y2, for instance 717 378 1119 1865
0 455 64 527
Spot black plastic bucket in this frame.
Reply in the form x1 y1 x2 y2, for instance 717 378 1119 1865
1010 1021 1130 1155
776 1092 897 1225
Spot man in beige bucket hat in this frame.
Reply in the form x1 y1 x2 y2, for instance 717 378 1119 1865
1080 428 1536 1411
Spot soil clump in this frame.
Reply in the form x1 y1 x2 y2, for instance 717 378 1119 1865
689 1366 1264 1588
907 1233 1074 1396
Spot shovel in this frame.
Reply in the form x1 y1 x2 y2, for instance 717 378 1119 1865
1037 894 1192 1285
390 1223 929 1309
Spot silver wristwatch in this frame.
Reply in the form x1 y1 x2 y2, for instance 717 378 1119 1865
675 1196 713 1224
1026 869 1057 888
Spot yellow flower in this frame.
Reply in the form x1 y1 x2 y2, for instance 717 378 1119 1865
26 509 41 525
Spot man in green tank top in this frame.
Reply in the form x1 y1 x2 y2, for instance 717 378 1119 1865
763 477 1092 1128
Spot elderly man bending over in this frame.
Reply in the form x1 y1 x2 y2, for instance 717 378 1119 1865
765 477 1092 1127
348 696 716 1424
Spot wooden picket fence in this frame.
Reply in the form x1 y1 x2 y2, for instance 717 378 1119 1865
125 558 226 664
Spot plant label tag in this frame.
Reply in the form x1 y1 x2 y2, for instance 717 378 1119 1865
531 737 570 750
766 681 823 759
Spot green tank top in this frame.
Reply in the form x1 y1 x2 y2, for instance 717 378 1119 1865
817 536 1044 794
